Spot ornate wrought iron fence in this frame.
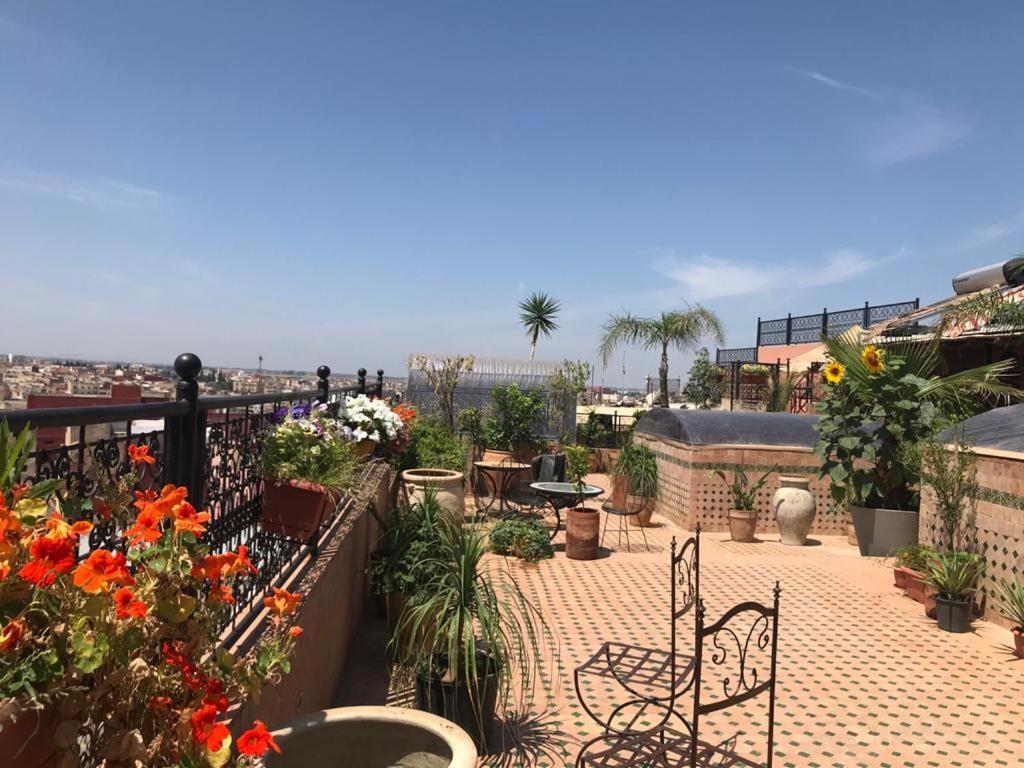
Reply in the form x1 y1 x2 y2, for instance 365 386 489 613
757 298 920 346
3 353 384 640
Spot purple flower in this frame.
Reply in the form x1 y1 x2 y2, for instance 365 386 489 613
270 405 289 424
339 426 355 442
291 403 312 419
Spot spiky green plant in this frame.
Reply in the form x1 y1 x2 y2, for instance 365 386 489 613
598 306 725 407
0 420 61 503
711 467 775 511
765 371 801 413
996 579 1024 630
394 515 551 741
518 292 561 360
924 551 982 601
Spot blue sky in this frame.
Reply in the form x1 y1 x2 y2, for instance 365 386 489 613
2 3 1023 385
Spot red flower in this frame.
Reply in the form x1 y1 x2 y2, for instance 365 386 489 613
0 619 26 651
112 586 148 619
288 626 304 639
125 510 162 547
237 720 282 757
207 581 234 604
172 502 211 537
19 536 76 587
263 587 302 619
133 488 158 512
72 549 135 594
127 444 156 466
190 704 230 752
203 678 229 713
11 483 30 503
148 695 173 713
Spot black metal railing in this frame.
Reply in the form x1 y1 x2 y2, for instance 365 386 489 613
756 298 919 347
715 347 758 365
3 353 385 640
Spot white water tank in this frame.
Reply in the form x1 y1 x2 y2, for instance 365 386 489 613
952 257 1024 295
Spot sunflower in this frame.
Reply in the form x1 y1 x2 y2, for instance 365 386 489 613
861 345 885 374
823 360 845 385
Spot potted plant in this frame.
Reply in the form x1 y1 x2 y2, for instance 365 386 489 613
564 444 599 560
456 407 486 464
740 362 772 385
0 429 304 767
261 403 359 541
338 393 411 459
996 579 1024 658
924 551 982 633
813 334 1017 557
618 442 658 528
371 491 447 653
481 384 544 463
488 518 554 564
398 416 467 522
711 467 773 543
575 411 610 471
395 515 549 751
890 543 933 598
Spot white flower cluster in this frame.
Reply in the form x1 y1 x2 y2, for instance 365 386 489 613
339 394 405 445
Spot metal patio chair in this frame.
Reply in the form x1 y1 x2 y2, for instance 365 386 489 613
576 584 782 768
573 529 701 736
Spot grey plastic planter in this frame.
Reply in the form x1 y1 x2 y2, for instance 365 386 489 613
849 506 919 557
267 706 477 768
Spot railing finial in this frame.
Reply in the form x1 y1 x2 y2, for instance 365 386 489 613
174 353 202 382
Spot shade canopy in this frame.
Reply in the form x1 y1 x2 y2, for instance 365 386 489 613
941 403 1024 453
635 408 820 448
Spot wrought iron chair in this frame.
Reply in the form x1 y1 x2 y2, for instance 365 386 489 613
573 529 701 736
576 583 782 768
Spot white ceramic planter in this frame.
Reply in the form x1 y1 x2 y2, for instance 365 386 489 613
402 469 466 524
267 706 477 768
773 476 815 546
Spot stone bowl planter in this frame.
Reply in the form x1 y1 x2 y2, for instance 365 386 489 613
267 706 477 768
402 468 466 524
728 509 757 542
773 476 815 546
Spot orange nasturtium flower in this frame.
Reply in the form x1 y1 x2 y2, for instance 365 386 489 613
263 587 302 619
190 704 230 752
19 536 76 587
112 586 148 619
44 511 93 541
146 484 189 520
0 618 26 651
127 444 156 466
207 581 234 604
191 545 256 581
72 549 135 594
133 488 158 512
288 626 303 639
237 720 282 757
125 510 162 547
172 502 211 537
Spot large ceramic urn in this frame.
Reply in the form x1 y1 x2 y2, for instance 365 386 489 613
773 476 815 546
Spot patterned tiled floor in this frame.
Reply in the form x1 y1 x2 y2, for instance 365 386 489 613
338 475 1024 767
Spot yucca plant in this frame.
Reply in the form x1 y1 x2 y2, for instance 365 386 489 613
924 551 982 601
616 443 658 498
765 372 801 413
711 467 775 511
996 579 1024 631
394 515 551 746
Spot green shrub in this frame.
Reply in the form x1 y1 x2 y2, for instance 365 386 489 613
564 444 590 490
615 442 658 497
399 417 466 473
890 543 933 573
483 384 545 450
488 519 554 563
370 489 448 597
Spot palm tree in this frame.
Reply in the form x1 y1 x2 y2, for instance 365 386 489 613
599 306 725 407
518 292 561 360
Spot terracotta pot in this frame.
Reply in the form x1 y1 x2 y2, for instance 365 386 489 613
611 474 628 510
893 566 910 590
0 699 57 768
773 476 815 546
904 568 927 603
402 468 465 524
566 507 599 561
261 476 330 542
510 443 535 463
923 585 937 620
1013 628 1024 659
482 448 513 463
626 494 654 527
728 509 757 543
